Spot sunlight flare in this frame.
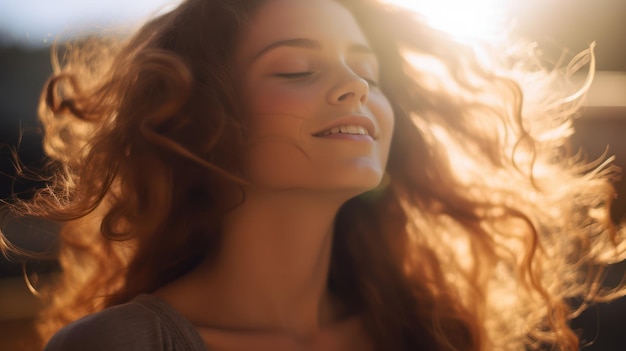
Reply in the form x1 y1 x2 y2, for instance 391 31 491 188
383 0 512 42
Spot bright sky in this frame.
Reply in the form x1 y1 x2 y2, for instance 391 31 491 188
0 0 511 47
0 0 181 47
384 0 512 42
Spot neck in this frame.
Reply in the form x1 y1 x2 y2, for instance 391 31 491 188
181 189 350 339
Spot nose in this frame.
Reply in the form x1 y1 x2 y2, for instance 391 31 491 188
327 69 369 106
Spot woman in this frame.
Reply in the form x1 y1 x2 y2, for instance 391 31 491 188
3 0 625 349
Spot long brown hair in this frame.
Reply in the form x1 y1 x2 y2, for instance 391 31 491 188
2 0 625 350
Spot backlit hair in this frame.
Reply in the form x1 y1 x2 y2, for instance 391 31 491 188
2 0 625 350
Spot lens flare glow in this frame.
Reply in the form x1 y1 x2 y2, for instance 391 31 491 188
382 0 511 42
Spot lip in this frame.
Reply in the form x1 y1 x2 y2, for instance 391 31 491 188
312 115 378 140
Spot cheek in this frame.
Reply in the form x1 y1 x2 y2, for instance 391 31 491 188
246 84 319 129
242 84 320 187
244 84 318 154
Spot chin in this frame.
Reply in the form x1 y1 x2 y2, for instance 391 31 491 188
327 170 386 196
247 162 387 196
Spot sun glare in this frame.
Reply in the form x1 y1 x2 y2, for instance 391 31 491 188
383 0 512 42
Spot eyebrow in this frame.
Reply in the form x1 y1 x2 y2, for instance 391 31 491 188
252 38 376 61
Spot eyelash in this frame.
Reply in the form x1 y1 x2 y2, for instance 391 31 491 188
274 72 314 79
275 72 379 87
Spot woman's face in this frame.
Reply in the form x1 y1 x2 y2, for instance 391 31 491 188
236 0 394 196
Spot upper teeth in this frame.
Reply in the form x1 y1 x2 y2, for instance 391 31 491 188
319 125 369 136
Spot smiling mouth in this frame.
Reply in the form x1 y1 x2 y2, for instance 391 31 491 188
314 125 370 137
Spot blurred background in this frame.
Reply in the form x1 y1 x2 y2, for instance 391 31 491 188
1 0 626 350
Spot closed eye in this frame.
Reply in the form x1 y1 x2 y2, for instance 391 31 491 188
274 72 314 80
274 72 378 88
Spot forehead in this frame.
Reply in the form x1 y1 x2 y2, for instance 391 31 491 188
237 0 370 60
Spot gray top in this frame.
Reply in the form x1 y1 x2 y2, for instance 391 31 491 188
44 294 208 351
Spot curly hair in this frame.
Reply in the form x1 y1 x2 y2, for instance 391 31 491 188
2 0 625 350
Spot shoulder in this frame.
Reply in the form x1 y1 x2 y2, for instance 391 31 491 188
44 297 166 351
44 294 206 351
